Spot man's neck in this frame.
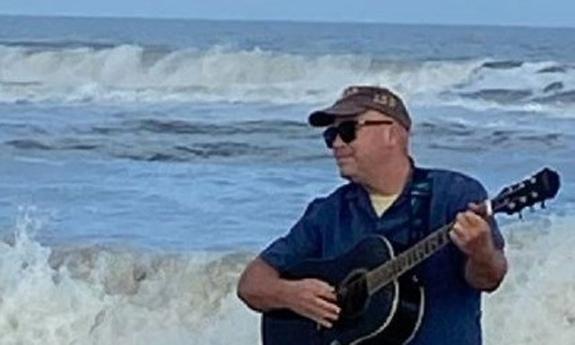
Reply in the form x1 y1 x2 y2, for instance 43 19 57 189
362 156 412 196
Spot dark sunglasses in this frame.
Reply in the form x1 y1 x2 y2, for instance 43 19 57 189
322 120 393 148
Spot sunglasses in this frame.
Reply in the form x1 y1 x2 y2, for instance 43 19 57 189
322 120 393 148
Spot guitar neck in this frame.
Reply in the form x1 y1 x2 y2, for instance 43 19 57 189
362 166 561 296
365 199 495 294
365 222 453 294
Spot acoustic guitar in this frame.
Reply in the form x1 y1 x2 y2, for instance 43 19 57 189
262 168 560 345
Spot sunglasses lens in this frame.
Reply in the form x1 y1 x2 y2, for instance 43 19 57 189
322 121 358 148
322 127 338 148
338 121 357 143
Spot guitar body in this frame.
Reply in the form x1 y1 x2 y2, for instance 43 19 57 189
262 236 425 345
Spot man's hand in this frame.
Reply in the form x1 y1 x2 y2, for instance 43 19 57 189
283 278 341 328
449 202 507 291
449 202 496 261
237 258 341 328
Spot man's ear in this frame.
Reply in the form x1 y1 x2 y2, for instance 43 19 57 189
388 125 400 145
390 125 409 149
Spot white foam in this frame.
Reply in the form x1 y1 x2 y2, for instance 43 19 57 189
3 43 575 118
0 44 482 105
484 215 575 345
1 210 574 344
461 61 574 96
0 210 258 345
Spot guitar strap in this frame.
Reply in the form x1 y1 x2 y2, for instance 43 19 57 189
381 167 432 253
408 167 433 246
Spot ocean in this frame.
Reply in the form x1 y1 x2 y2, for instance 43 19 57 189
0 15 574 345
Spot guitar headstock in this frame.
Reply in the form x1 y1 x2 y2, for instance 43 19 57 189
491 167 560 216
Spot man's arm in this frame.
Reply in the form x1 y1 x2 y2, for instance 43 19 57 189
237 257 341 328
464 246 507 291
450 203 508 291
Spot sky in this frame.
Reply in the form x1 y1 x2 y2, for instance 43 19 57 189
1 0 575 28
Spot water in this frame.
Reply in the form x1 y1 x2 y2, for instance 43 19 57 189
0 15 574 345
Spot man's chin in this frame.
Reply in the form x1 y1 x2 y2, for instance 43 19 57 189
336 161 358 181
338 169 354 181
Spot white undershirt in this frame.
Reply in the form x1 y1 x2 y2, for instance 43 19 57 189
369 193 400 217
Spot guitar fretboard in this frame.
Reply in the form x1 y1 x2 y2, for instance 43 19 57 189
361 167 560 296
366 222 453 294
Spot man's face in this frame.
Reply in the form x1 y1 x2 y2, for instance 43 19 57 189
328 110 398 182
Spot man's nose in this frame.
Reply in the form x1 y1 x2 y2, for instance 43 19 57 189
331 133 346 149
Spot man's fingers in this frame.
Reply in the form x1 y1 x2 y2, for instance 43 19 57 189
451 221 468 241
315 298 341 319
316 319 333 329
308 300 339 329
449 230 466 252
449 228 461 242
315 280 336 293
317 287 337 302
456 212 472 229
457 210 486 231
294 279 341 328
303 302 337 329
464 212 482 227
468 202 482 212
310 280 338 302
468 202 490 218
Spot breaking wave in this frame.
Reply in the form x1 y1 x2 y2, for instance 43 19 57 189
0 43 505 104
1 210 574 344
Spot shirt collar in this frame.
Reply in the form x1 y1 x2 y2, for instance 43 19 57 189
344 158 417 202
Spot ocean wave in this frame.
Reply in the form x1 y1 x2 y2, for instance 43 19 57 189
450 60 575 109
458 89 534 103
3 115 568 163
484 216 575 345
0 218 257 345
532 90 575 104
1 119 321 163
1 43 575 115
0 43 481 105
1 210 574 344
481 60 525 70
0 39 120 51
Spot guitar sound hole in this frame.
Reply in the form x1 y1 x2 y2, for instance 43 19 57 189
338 272 369 320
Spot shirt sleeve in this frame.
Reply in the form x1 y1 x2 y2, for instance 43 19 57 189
258 198 324 273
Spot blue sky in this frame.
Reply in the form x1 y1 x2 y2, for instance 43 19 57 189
1 0 574 28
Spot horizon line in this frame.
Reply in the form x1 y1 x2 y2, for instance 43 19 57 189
1 12 574 31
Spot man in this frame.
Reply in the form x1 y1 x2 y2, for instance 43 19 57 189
237 86 508 344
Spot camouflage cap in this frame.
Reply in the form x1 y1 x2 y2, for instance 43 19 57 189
308 86 411 130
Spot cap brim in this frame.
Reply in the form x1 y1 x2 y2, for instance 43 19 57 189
308 103 365 127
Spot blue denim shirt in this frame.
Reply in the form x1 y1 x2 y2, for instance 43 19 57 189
260 167 504 345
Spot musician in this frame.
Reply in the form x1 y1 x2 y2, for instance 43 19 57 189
237 86 508 345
